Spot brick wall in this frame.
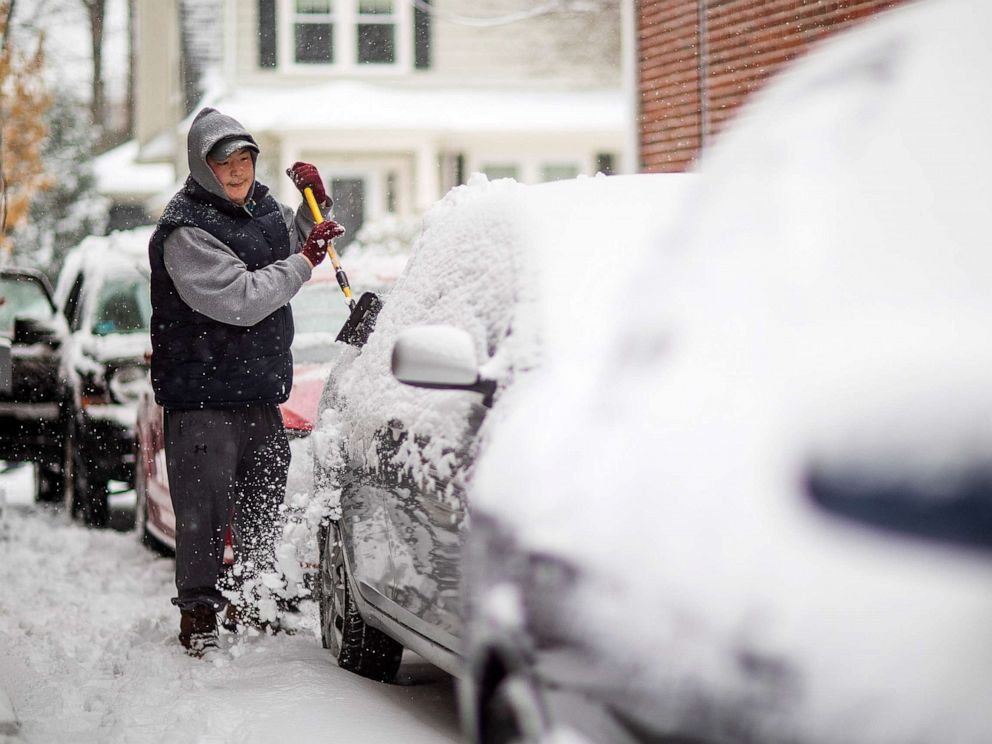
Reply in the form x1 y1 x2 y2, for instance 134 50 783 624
638 0 909 172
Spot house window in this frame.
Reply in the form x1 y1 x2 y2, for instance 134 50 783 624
414 0 431 69
259 0 278 67
596 152 616 176
540 163 580 182
331 177 365 248
481 164 519 181
357 0 396 64
269 0 415 70
385 171 398 213
294 0 334 64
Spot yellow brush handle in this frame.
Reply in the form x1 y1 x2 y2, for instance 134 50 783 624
302 186 354 304
303 187 324 224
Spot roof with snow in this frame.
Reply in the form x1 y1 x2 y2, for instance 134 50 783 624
194 81 624 134
92 140 175 200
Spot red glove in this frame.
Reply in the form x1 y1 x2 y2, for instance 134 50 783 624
300 220 346 267
287 161 329 205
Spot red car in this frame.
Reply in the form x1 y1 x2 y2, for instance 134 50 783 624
133 263 368 552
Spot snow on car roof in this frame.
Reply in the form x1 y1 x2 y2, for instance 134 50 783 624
54 226 153 310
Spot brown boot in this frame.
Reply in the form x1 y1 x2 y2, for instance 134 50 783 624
179 606 219 658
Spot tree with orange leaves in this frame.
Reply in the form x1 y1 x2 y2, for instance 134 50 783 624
0 0 52 261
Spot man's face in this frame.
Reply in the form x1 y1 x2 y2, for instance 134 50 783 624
207 148 254 205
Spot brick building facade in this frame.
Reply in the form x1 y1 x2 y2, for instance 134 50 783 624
637 0 910 172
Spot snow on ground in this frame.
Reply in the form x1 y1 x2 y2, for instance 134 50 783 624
0 450 459 744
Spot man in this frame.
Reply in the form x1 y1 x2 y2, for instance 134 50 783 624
148 107 344 657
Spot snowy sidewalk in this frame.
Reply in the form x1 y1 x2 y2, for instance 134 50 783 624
0 479 19 740
0 685 17 736
0 464 459 744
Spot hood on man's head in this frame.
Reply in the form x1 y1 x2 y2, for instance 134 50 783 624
187 107 261 201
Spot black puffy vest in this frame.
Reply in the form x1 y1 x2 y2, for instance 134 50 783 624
149 177 294 409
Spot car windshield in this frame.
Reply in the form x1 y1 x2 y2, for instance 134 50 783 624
92 277 151 336
0 275 54 337
291 282 353 363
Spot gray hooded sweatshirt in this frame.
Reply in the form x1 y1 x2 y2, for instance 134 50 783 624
162 107 328 326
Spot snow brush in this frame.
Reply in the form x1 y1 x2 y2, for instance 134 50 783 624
296 179 383 348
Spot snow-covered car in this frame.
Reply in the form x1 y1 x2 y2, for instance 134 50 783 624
310 173 692 684
0 268 70 503
134 257 400 553
54 227 153 527
460 2 992 743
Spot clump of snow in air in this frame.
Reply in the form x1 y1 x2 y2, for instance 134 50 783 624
471 1 992 742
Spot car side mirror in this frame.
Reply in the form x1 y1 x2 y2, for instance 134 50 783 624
13 316 61 348
391 325 497 407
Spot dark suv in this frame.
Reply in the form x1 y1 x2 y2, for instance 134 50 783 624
54 228 152 527
0 268 70 502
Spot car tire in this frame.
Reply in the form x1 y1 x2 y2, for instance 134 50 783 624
34 461 61 504
72 439 109 529
479 675 548 744
61 419 80 520
317 521 403 682
35 424 72 504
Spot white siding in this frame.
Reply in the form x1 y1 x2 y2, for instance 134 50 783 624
431 0 621 87
234 0 261 80
227 0 620 88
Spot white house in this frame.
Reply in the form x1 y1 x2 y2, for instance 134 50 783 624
97 0 625 243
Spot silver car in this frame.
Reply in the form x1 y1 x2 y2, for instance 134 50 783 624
310 174 692 685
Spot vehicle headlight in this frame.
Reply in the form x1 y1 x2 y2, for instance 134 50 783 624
108 364 147 405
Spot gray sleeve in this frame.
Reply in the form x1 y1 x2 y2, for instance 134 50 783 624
282 199 333 253
163 226 312 327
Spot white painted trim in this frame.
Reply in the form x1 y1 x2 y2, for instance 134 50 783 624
415 142 439 211
224 0 238 88
621 0 638 174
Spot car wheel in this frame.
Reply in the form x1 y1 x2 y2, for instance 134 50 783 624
480 675 548 744
318 521 403 682
73 443 109 529
61 419 80 520
35 424 72 504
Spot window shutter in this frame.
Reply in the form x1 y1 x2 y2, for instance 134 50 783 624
259 0 278 68
414 0 431 70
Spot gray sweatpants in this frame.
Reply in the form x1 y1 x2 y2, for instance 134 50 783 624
163 403 290 611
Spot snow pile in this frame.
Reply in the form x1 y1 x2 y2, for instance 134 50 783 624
471 0 992 741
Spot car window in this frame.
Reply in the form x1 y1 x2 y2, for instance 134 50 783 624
63 273 85 332
290 282 353 363
0 275 54 337
92 277 151 336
